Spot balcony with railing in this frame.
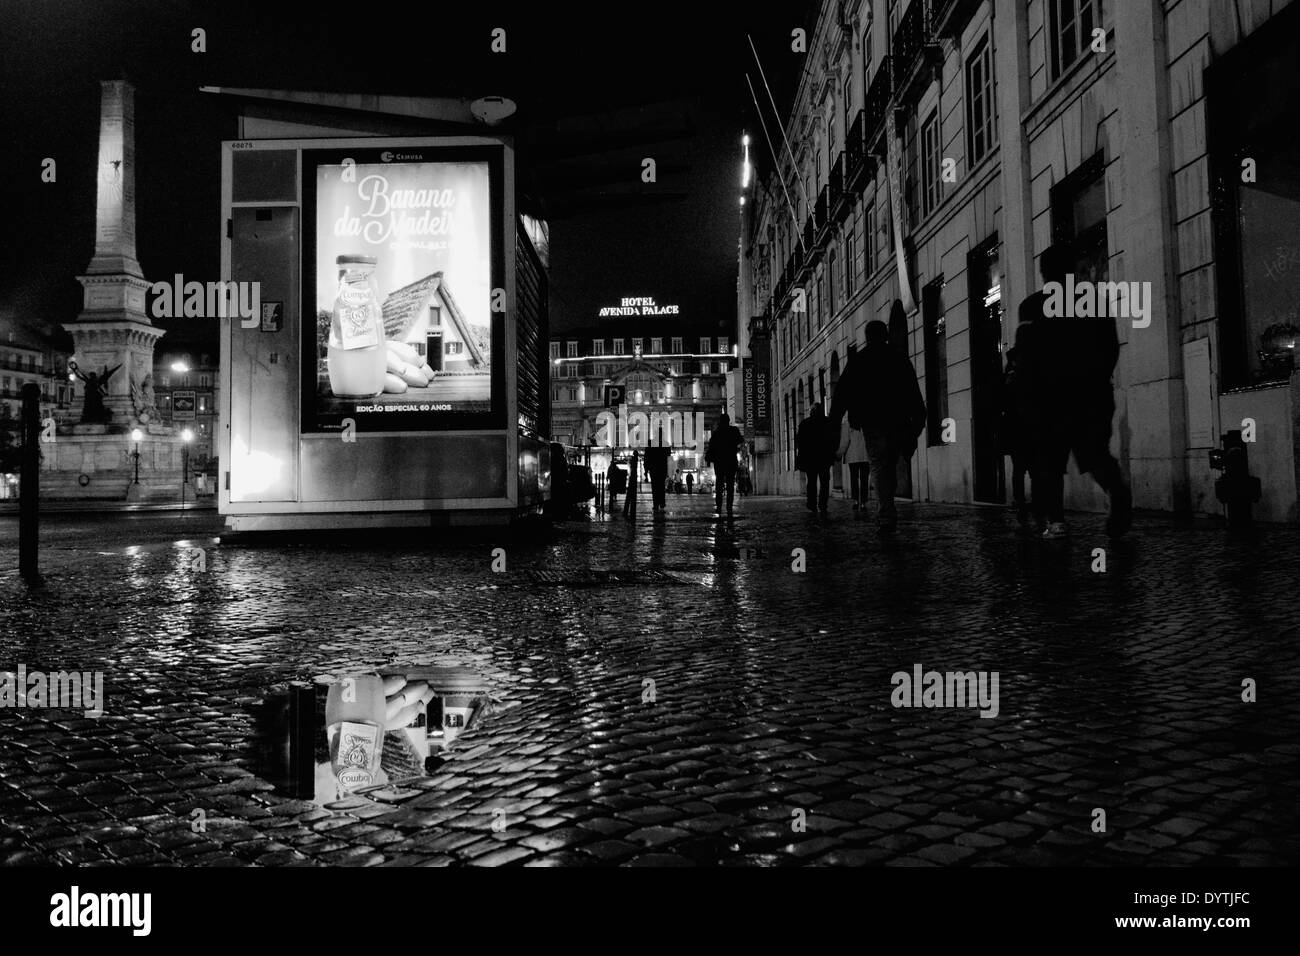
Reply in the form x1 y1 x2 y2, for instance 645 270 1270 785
892 0 942 107
863 55 893 147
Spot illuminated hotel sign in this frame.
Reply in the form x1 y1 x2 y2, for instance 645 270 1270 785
598 296 679 317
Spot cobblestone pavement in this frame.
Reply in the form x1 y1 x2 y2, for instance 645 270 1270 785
1 495 1298 866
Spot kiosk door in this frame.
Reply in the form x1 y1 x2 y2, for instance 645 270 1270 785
229 206 300 502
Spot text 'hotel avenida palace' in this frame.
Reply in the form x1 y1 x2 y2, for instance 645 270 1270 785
738 0 1300 521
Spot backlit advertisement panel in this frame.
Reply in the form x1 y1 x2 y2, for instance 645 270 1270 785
302 145 505 432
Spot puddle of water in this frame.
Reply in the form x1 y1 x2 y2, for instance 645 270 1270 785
250 665 496 807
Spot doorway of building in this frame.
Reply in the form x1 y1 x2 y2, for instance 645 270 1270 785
968 235 1005 503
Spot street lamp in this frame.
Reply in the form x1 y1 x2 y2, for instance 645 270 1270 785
171 361 190 374
181 428 194 512
130 428 142 484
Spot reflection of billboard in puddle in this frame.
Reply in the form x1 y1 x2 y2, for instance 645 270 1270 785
254 666 492 804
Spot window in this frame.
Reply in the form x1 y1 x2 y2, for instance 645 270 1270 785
843 76 854 133
567 341 578 357
566 364 578 379
446 342 465 356
633 338 643 355
613 338 624 355
671 361 683 375
198 396 208 413
845 226 856 299
591 339 605 355
651 337 663 354
921 110 941 217
966 36 997 166
199 374 211 387
863 28 873 85
549 342 561 360
817 270 826 328
567 388 577 402
1050 153 1109 285
1048 0 1099 81
671 337 683 353
866 200 878 276
719 337 730 353
827 248 837 315
160 375 170 388
922 278 949 445
888 0 900 39
699 337 711 353
700 361 710 375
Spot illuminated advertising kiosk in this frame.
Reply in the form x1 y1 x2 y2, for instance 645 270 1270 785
219 136 550 530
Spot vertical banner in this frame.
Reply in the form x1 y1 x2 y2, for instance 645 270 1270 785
750 316 772 436
885 112 916 315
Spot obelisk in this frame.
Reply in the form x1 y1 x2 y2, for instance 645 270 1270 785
64 80 165 430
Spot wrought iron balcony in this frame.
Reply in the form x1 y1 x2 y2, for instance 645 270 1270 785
863 55 893 147
892 0 942 106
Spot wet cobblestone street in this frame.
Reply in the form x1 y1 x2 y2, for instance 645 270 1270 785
1 496 1298 866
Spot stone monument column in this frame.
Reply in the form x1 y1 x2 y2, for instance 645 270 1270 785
63 80 165 432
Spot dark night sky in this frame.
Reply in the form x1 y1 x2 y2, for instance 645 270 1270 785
0 0 813 347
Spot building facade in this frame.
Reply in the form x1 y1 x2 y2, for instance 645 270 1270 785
153 345 219 471
740 0 1300 521
549 321 738 479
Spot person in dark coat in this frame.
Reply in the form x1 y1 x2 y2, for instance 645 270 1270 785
1016 244 1132 539
999 345 1031 517
644 429 671 517
830 316 926 532
706 413 743 517
796 404 837 515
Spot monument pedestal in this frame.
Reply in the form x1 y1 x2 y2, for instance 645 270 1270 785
41 431 191 502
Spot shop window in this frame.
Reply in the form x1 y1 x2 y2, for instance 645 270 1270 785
1050 152 1109 285
966 35 997 166
923 278 949 446
1048 0 1098 82
921 110 941 218
1208 12 1300 385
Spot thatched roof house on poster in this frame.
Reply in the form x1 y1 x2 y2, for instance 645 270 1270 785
381 272 489 373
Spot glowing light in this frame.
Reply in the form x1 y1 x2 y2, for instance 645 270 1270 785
171 361 190 373
181 428 194 443
131 428 143 442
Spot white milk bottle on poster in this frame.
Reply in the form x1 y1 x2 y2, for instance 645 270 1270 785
328 255 387 398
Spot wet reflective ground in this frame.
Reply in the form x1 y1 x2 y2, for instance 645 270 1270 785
1 496 1298 865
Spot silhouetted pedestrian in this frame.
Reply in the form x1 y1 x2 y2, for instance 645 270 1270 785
623 452 639 520
645 431 671 517
707 412 742 517
685 472 693 495
999 345 1031 518
838 412 869 517
796 404 836 515
1017 244 1133 539
830 316 926 533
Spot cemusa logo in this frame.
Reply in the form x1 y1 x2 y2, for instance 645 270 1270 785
380 151 424 162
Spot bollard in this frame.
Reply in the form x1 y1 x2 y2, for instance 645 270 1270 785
19 383 41 583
